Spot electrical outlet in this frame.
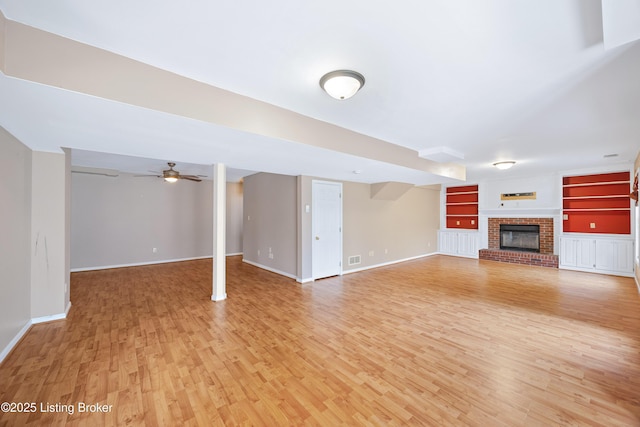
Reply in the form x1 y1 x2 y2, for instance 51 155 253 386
384 248 388 254
369 250 374 257
268 253 274 259
257 249 260 256
471 220 475 225
563 214 568 220
590 223 596 229
152 247 158 253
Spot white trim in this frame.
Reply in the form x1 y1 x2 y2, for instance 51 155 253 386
297 277 314 284
343 253 438 275
242 259 297 280
32 304 70 324
559 265 635 278
440 252 479 259
70 255 217 272
0 321 32 364
634 269 639 293
1 303 73 364
226 252 243 257
478 208 561 217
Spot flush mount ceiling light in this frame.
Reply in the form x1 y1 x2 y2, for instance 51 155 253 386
493 161 516 170
320 70 365 100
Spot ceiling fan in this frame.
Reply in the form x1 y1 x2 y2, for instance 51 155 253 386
139 162 204 182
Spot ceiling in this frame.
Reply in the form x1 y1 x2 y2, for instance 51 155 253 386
0 1 638 184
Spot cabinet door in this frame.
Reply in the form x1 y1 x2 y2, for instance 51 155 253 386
457 233 470 255
576 239 596 269
614 240 634 273
595 240 616 271
596 240 634 273
458 233 478 256
560 238 577 267
439 231 458 255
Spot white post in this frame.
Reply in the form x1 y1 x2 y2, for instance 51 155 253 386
212 163 227 301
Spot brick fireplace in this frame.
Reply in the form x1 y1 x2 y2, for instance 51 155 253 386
479 217 559 268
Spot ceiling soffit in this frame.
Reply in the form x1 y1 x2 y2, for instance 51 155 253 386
0 13 465 182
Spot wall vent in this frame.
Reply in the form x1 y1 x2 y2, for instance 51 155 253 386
348 255 361 266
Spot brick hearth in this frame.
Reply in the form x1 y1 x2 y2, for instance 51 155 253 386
479 249 559 268
480 217 558 268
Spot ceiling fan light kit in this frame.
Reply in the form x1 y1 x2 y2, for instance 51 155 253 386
320 70 365 100
157 162 202 182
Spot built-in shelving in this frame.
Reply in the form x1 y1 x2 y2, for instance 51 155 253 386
446 185 478 229
562 172 631 234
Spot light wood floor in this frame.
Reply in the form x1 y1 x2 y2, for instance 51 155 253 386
1 256 640 426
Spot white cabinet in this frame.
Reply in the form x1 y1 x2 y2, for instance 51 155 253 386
595 239 634 273
559 235 634 276
438 230 479 258
560 237 596 269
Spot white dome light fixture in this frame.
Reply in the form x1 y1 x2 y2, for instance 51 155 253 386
320 70 365 100
493 161 516 170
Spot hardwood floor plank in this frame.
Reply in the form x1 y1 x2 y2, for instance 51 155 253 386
1 255 640 426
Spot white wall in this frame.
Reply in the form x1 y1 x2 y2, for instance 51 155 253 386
478 173 561 211
71 173 243 270
0 127 32 360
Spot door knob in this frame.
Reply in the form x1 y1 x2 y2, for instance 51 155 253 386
315 236 320 240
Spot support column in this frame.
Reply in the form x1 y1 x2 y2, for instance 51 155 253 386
212 163 227 301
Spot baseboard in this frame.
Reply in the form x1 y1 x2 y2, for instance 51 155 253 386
70 255 245 272
437 251 479 259
32 301 72 324
241 259 297 280
1 303 73 365
635 263 639 294
558 265 635 278
297 277 314 284
0 321 32 364
343 252 438 275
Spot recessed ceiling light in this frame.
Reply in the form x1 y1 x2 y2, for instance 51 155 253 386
353 169 362 174
493 161 516 170
320 70 365 100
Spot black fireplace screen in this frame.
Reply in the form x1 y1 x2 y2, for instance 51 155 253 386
500 224 540 253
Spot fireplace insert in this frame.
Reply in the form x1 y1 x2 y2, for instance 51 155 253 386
500 224 540 253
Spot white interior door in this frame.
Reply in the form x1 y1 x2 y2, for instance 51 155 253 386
312 180 343 280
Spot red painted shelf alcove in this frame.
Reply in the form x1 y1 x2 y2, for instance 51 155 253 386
562 171 631 234
446 185 478 229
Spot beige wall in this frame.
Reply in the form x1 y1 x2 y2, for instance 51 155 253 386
226 182 244 255
295 175 440 281
243 173 298 277
30 151 69 318
0 127 32 358
343 183 440 271
71 173 243 270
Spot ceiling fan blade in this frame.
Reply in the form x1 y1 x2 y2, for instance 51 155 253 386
181 175 202 182
134 174 161 178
